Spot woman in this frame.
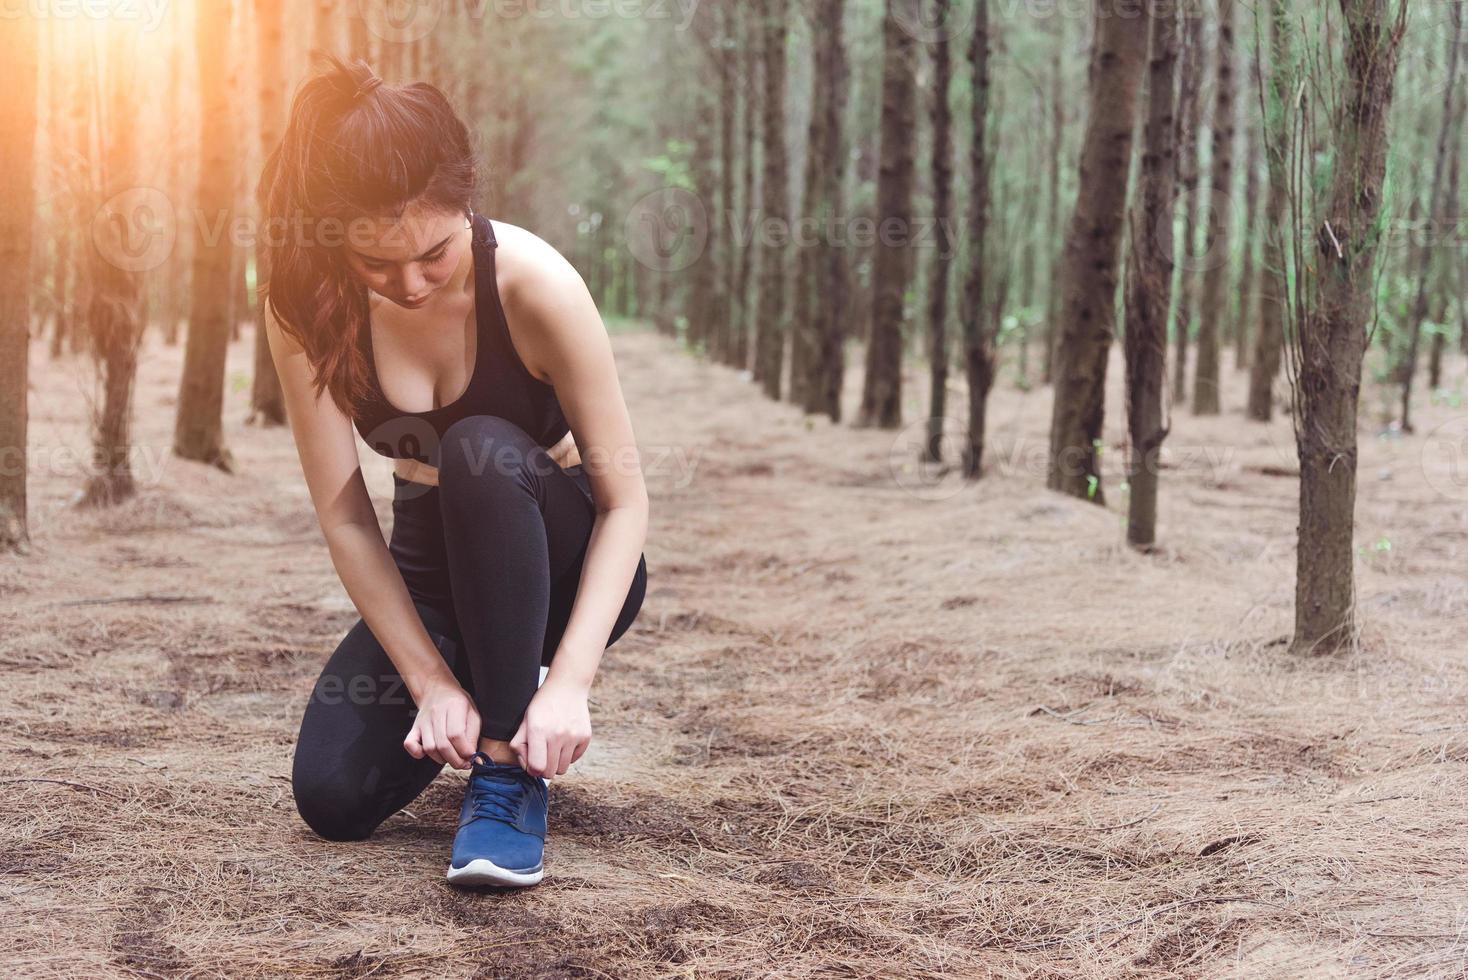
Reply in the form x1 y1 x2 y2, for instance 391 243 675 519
256 56 649 889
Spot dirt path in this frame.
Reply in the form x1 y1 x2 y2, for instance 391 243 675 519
3 323 1467 977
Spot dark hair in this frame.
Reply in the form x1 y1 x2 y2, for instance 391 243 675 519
256 54 478 419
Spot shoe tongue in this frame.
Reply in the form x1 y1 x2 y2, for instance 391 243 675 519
472 756 522 780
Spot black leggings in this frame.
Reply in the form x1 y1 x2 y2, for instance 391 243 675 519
291 414 647 841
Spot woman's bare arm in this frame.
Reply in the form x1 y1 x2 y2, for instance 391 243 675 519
494 221 650 693
263 303 463 708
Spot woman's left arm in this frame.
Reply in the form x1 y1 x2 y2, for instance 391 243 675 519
496 227 649 773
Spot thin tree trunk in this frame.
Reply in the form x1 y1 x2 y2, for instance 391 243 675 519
1192 0 1235 415
80 29 150 508
250 0 288 426
0 13 40 551
1397 1 1461 432
1292 0 1405 654
1172 3 1205 402
732 0 760 373
753 0 789 398
924 0 955 462
960 0 993 475
1046 0 1150 502
1042 18 1064 385
810 0 850 421
791 0 832 409
1124 0 1180 550
857 0 920 429
175 0 238 471
717 0 737 366
1430 103 1463 391
1247 0 1292 422
1233 35 1263 372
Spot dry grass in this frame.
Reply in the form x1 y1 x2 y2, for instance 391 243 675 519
2 322 1467 977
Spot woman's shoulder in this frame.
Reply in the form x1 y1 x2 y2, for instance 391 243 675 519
488 219 586 303
487 219 600 386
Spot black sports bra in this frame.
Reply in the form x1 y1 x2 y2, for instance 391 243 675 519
352 212 571 466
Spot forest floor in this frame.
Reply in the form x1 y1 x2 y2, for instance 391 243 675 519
3 319 1468 978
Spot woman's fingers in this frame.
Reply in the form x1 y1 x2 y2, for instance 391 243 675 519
403 723 424 759
447 703 477 767
420 723 445 766
524 731 550 778
553 740 576 777
509 723 529 771
464 705 483 760
434 709 467 770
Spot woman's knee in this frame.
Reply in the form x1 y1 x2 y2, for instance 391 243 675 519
438 415 553 490
291 766 379 842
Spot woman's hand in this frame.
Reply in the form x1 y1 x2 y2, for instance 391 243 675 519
509 675 591 779
404 679 481 770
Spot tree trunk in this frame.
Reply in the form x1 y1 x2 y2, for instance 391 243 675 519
810 0 850 421
1045 0 1150 502
753 0 789 399
175 0 238 471
1430 98 1463 391
1191 0 1235 415
0 13 40 552
1397 1 1461 433
249 0 288 427
717 0 737 366
1171 3 1205 402
1233 36 1263 373
791 0 833 410
81 33 151 509
1124 0 1180 550
1292 0 1405 654
732 0 760 373
960 0 993 475
923 0 954 462
1041 18 1065 386
857 0 919 429
1247 0 1292 422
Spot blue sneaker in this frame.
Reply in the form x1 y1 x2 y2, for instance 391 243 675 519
446 751 548 887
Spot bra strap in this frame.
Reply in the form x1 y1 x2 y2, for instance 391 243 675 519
471 210 497 248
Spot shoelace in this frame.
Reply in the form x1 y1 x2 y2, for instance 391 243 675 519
467 755 535 823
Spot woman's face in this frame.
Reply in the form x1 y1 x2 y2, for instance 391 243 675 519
342 199 471 310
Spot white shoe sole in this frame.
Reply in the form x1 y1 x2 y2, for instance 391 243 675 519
445 859 545 888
